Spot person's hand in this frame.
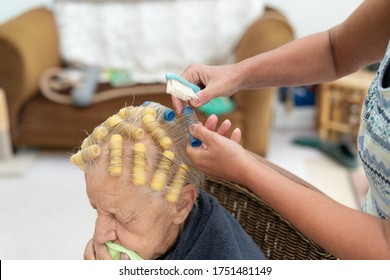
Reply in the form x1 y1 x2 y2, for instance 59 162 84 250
202 114 241 144
171 64 242 114
186 115 252 184
84 239 111 260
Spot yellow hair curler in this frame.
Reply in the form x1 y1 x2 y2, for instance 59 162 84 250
133 143 147 186
118 122 144 140
142 114 172 150
151 150 175 191
142 107 157 118
165 163 189 203
71 144 101 169
109 134 123 176
107 114 123 127
81 126 108 149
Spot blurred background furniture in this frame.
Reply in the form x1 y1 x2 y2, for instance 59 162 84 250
316 70 375 144
0 88 12 160
0 4 294 156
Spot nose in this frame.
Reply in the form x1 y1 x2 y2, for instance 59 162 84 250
93 215 118 244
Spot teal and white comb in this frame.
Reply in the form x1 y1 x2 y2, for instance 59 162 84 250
165 73 201 101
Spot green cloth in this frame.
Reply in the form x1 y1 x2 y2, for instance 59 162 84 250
105 241 144 260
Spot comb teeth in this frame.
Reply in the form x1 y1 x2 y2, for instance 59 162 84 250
166 79 198 101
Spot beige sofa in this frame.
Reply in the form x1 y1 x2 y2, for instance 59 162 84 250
0 6 294 155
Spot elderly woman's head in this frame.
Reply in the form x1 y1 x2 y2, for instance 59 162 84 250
71 102 204 259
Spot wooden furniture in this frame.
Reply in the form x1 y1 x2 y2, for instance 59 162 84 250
0 88 12 160
317 70 375 143
0 6 294 156
204 178 336 260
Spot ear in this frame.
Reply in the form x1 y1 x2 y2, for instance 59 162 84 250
172 184 197 225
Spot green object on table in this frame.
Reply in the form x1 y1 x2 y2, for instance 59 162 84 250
105 241 144 260
106 69 133 87
292 137 358 169
198 97 236 116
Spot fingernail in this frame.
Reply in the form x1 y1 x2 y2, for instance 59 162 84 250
189 123 197 133
190 98 201 106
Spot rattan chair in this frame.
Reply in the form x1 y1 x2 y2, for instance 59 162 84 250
203 178 336 260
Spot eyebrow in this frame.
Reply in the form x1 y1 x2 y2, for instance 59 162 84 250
90 203 97 210
116 208 142 224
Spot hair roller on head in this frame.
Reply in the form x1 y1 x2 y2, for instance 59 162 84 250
142 107 157 118
133 143 147 186
71 144 101 169
106 115 123 127
142 114 172 150
151 150 175 191
117 121 144 140
70 151 85 169
109 134 123 176
127 107 144 118
182 106 202 147
81 126 108 149
164 109 176 122
165 163 189 203
119 106 132 119
120 107 131 120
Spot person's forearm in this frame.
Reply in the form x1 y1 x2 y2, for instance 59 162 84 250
235 0 389 91
241 157 390 259
237 32 338 89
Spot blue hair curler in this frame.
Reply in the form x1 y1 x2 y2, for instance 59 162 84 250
164 109 176 121
182 106 202 147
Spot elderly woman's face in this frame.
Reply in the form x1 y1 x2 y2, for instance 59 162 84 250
85 166 181 260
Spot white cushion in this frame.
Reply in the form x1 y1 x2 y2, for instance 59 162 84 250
54 0 264 83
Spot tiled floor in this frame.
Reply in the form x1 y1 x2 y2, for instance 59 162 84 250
0 126 358 259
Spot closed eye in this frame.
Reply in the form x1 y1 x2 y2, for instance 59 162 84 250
116 209 143 225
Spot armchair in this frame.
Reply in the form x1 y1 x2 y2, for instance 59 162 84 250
0 5 294 156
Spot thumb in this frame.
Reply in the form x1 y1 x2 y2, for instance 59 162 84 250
189 123 214 145
190 89 211 107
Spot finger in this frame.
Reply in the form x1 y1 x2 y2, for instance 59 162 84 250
189 89 210 107
231 128 242 143
120 252 130 260
189 123 214 145
171 97 189 115
171 96 183 115
217 119 231 136
186 143 209 171
94 243 112 260
204 114 218 131
84 239 97 260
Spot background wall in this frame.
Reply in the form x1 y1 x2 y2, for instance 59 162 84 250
266 0 364 38
1 0 364 38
